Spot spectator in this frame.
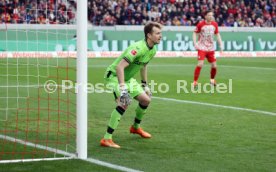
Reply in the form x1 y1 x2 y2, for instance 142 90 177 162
172 16 181 26
263 17 274 27
148 6 161 21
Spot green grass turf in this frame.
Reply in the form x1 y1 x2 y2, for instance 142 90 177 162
0 58 276 172
1 159 120 172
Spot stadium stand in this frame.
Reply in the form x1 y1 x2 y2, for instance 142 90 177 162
0 0 76 24
0 0 275 27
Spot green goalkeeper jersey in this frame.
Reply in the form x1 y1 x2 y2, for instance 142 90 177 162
106 39 157 81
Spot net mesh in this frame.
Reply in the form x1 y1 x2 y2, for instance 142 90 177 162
0 0 77 161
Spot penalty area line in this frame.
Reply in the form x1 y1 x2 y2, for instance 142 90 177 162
153 96 276 116
85 158 143 172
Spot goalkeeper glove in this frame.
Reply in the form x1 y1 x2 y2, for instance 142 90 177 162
141 80 152 97
119 85 132 106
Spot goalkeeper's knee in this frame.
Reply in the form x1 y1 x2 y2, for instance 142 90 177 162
139 97 151 106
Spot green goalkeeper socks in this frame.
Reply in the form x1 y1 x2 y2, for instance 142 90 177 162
133 103 148 129
104 106 125 139
103 104 148 139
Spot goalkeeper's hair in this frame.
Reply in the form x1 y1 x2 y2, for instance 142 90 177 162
144 22 162 39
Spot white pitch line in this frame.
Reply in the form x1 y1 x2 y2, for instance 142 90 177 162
0 85 43 88
3 64 275 70
146 64 276 70
219 65 276 71
85 158 143 172
0 84 66 88
152 96 276 116
0 135 142 172
87 64 276 70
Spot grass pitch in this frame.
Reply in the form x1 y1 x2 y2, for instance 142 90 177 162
0 57 275 172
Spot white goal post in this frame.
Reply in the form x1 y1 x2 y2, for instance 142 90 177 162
76 0 87 159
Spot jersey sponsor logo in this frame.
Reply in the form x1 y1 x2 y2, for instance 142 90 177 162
130 50 137 56
202 28 215 35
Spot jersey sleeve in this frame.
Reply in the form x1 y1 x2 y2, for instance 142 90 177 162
214 22 219 34
123 45 141 63
194 22 201 33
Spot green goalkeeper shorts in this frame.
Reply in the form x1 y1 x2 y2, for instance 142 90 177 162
105 72 144 99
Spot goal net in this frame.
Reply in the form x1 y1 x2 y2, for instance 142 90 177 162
0 0 86 163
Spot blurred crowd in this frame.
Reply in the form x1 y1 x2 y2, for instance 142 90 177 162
90 0 275 27
0 0 76 24
0 0 275 27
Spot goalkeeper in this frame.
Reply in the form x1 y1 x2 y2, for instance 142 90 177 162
100 22 162 148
